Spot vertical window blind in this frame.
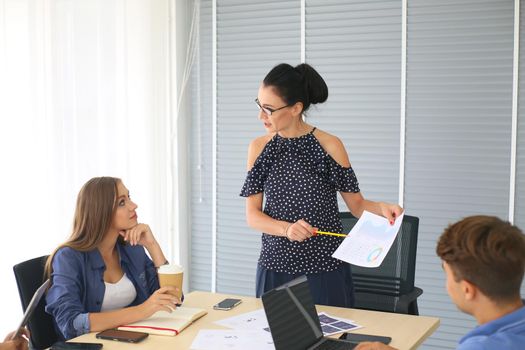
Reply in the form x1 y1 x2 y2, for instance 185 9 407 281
516 0 525 231
215 0 301 295
190 0 214 292
305 0 401 206
405 0 514 348
189 1 525 348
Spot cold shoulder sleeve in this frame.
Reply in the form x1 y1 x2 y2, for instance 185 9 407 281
240 159 269 197
317 154 360 193
240 141 276 197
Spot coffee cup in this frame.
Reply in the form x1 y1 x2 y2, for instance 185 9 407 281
158 264 183 300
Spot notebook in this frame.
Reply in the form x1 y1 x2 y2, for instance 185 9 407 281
13 279 50 338
118 306 207 336
261 275 357 350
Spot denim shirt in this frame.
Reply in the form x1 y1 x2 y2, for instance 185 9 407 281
45 243 160 340
458 305 525 350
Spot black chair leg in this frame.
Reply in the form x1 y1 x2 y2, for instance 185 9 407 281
409 301 419 316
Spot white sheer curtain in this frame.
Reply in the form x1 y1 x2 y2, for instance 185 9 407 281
0 0 173 335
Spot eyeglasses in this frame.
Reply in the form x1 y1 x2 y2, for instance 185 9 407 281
254 98 289 116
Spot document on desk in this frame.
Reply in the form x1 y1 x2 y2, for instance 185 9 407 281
318 312 362 335
332 210 404 268
214 308 269 331
214 308 363 336
190 329 274 350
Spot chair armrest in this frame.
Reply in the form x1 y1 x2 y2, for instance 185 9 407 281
394 287 423 314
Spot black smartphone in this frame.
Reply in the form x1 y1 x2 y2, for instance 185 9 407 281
213 298 242 310
51 342 103 350
95 329 149 343
339 333 392 344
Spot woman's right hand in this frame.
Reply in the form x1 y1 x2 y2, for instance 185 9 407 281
285 220 315 242
139 286 180 318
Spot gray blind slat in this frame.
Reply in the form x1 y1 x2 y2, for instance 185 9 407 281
517 0 525 299
516 1 525 232
216 0 300 296
306 0 401 206
190 0 213 292
406 1 513 349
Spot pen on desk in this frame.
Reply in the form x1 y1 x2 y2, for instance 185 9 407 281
313 230 347 238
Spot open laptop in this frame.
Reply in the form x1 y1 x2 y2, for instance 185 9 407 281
12 279 50 339
261 275 357 350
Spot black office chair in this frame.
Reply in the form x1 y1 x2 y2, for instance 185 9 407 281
13 255 60 349
340 212 423 315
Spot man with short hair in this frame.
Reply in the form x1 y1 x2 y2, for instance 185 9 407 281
355 215 525 350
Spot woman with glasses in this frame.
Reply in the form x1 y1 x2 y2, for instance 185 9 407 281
240 63 403 307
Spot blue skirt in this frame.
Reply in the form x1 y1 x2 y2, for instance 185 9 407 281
255 263 355 308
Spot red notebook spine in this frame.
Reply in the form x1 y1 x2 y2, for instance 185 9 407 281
121 325 179 335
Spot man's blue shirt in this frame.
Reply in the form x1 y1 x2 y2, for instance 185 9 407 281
458 305 525 350
45 243 160 340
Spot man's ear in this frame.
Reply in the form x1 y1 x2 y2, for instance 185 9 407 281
461 279 477 301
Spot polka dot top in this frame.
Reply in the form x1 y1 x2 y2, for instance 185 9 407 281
240 128 360 274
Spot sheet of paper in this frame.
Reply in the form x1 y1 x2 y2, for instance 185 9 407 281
214 308 269 331
332 210 404 268
190 329 274 350
214 308 363 337
318 312 362 336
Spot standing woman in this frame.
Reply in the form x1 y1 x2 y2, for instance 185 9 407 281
45 177 179 340
240 63 403 307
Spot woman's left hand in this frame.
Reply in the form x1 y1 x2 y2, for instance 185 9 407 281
120 223 157 247
379 202 404 225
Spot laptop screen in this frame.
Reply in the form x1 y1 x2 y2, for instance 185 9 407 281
262 276 323 350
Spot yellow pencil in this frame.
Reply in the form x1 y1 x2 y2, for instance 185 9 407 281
315 230 347 238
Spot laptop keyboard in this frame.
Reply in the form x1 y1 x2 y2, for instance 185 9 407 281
314 339 356 350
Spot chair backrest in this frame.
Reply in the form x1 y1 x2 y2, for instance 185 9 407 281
340 212 420 313
13 255 59 349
